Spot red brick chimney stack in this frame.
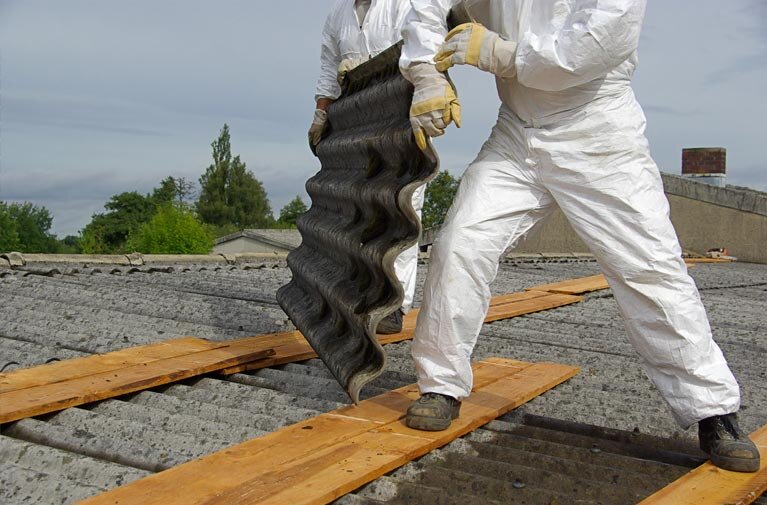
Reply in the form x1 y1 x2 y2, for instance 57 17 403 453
681 148 726 187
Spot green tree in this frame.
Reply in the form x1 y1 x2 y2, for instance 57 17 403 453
197 124 273 230
0 202 59 253
126 205 214 254
278 196 308 227
81 191 155 253
0 202 21 252
151 177 179 207
58 235 82 254
80 176 197 254
422 171 460 229
151 176 196 209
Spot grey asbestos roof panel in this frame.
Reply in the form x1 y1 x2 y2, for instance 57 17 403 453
0 257 765 504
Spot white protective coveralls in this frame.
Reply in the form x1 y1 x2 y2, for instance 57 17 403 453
400 0 740 428
316 0 425 312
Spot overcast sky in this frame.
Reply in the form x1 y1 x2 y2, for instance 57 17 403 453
1 1 765 237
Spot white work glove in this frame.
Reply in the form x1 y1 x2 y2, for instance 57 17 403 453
435 23 517 79
403 63 461 151
337 57 367 85
307 108 328 151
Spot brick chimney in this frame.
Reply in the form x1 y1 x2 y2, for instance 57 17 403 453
682 147 726 187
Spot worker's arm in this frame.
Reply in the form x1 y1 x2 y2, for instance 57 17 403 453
399 0 462 150
310 10 343 150
516 0 646 91
315 10 343 103
400 0 461 74
392 0 415 37
316 97 334 111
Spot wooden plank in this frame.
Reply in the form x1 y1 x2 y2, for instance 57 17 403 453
489 289 552 305
77 358 578 505
684 258 734 264
220 292 573 375
1 283 588 421
219 340 317 374
526 274 609 295
0 345 274 424
485 292 582 322
638 424 767 505
0 337 223 394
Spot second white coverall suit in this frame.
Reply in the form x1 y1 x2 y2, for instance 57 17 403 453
400 0 741 428
315 0 425 313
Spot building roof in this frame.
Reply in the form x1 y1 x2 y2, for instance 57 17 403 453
214 229 302 250
0 255 765 504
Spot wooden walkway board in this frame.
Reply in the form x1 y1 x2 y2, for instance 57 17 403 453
0 342 274 424
77 358 579 505
683 258 734 264
485 291 582 323
1 277 595 424
0 337 224 394
638 425 767 505
219 291 581 375
527 274 609 295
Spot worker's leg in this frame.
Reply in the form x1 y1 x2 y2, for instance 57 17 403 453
394 184 426 313
536 93 740 428
412 149 555 400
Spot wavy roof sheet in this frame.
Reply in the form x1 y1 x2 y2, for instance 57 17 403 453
277 43 438 403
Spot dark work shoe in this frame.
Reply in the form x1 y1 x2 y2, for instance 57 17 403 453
698 413 760 472
376 309 404 334
406 393 462 431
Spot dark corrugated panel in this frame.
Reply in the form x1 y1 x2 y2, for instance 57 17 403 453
277 42 439 403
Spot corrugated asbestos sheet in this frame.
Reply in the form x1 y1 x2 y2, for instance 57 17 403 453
277 42 439 403
1 259 766 504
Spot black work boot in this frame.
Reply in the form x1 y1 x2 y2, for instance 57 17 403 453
698 413 760 472
406 393 461 431
376 309 404 334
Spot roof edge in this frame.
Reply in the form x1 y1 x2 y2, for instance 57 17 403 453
0 252 287 268
661 173 767 217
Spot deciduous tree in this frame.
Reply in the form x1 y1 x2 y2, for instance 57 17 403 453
197 124 273 231
81 192 154 253
0 201 59 253
278 196 308 227
126 205 214 254
0 202 21 252
422 171 460 229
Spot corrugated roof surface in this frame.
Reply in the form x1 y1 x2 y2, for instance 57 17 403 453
1 257 765 504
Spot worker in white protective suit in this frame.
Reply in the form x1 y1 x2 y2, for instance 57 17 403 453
399 0 760 473
310 0 425 334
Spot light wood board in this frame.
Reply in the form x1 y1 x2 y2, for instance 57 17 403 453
0 337 224 394
683 258 735 264
0 342 274 423
218 290 582 375
526 274 609 295
77 358 579 505
1 277 594 423
638 424 767 505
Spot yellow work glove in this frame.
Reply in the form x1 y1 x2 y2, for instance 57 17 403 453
435 23 517 78
404 63 461 151
337 57 367 85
